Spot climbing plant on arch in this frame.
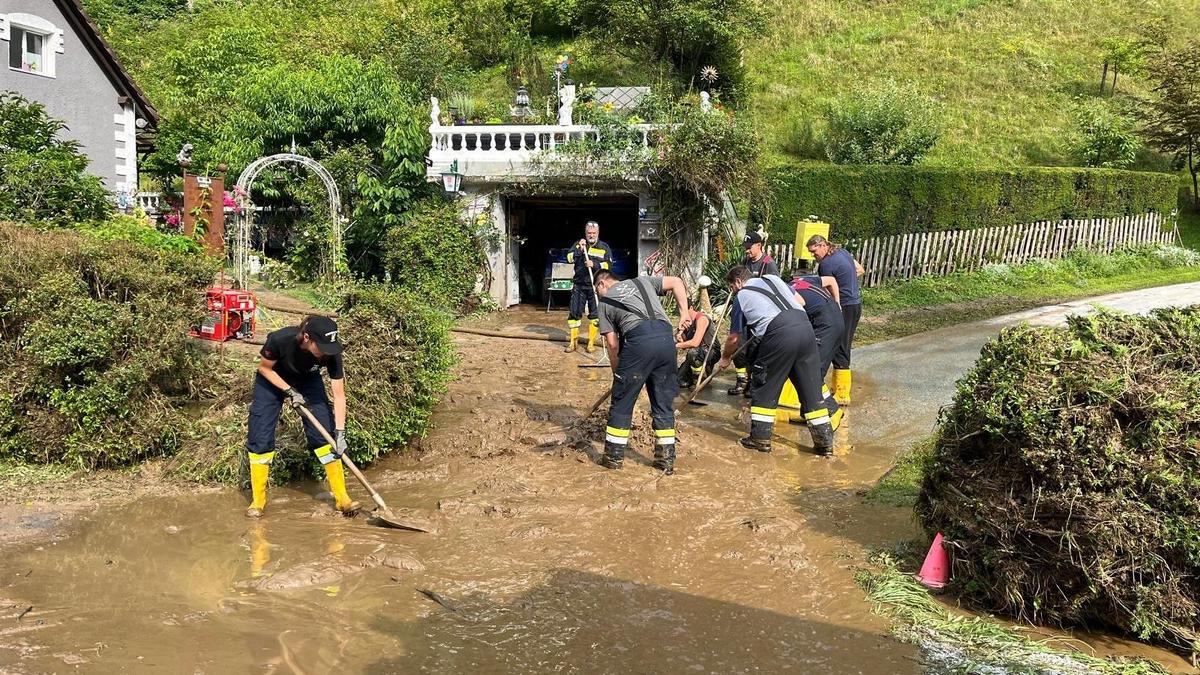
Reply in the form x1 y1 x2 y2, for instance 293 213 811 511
232 153 348 287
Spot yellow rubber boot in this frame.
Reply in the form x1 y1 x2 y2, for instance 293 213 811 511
586 321 599 353
565 327 579 353
245 452 273 518
833 369 852 406
323 458 361 515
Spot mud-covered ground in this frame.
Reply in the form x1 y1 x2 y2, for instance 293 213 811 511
4 289 1200 673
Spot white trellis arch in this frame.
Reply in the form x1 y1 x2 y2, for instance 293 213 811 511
233 153 347 287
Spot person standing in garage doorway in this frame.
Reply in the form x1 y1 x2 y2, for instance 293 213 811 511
564 221 613 353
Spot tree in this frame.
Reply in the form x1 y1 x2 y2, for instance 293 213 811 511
1070 100 1140 168
1140 39 1200 205
1098 37 1150 96
0 92 112 226
823 81 942 165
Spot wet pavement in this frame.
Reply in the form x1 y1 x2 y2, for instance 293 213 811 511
4 283 1200 673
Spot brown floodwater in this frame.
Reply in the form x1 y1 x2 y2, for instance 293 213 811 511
5 299 1200 673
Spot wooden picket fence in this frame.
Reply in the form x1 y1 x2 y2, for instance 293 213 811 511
765 213 1177 288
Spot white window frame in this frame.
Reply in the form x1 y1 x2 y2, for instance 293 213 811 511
1 13 65 79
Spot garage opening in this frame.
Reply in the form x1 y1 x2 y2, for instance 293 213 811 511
508 195 640 305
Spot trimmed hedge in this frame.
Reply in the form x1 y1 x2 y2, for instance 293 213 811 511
764 165 1179 243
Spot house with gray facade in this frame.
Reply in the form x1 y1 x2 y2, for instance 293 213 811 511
0 0 157 200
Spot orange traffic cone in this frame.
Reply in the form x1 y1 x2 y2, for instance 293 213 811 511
916 532 949 590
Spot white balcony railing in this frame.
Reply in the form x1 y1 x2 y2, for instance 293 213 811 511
136 191 163 213
427 123 659 178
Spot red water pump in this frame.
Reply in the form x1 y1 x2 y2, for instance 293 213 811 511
191 287 257 342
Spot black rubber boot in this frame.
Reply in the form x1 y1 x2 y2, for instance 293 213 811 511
809 422 834 457
651 443 676 475
598 440 625 469
726 377 747 396
739 436 772 453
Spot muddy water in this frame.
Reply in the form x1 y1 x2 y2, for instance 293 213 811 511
7 293 1200 673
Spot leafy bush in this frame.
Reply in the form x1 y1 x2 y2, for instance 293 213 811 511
382 199 491 314
1071 100 1140 168
79 214 202 254
337 284 457 464
763 165 1180 242
823 81 941 165
0 222 216 468
0 93 112 226
918 308 1200 659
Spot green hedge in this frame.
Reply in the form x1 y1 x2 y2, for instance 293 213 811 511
764 166 1179 243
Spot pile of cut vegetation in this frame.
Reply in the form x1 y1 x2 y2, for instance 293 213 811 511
918 307 1200 660
0 221 215 467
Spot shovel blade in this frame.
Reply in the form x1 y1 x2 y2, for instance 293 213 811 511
368 508 435 533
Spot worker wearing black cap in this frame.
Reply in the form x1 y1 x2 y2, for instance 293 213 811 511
727 230 779 396
244 315 360 518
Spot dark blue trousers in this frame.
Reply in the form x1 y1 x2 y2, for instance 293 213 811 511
246 372 334 455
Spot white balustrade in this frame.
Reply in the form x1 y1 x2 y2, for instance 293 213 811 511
136 191 163 213
427 123 659 177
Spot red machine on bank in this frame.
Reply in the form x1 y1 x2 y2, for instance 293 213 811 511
191 287 257 342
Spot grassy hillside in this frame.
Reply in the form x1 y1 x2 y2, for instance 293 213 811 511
745 0 1200 166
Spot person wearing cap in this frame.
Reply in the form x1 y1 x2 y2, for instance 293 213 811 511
243 315 359 518
564 221 613 353
727 231 779 396
806 234 864 405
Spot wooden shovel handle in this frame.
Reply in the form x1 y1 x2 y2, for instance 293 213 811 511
294 404 390 514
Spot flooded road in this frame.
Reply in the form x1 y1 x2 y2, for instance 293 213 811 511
5 283 1200 673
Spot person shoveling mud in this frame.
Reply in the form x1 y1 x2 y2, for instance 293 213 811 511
244 316 360 518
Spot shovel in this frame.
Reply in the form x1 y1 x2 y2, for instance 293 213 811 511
578 262 610 368
294 404 431 532
684 338 751 407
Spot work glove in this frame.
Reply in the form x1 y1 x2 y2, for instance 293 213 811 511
284 387 306 408
334 429 348 457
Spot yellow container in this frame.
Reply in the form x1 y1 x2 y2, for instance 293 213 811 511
777 380 801 423
796 219 831 260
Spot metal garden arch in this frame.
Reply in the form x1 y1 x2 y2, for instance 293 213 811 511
233 153 346 287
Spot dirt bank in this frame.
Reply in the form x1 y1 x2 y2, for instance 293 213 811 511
3 295 1199 672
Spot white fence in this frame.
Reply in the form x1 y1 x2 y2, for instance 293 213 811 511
766 213 1177 287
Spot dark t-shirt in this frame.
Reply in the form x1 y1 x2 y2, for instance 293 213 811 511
743 253 779 278
816 248 861 306
260 326 344 382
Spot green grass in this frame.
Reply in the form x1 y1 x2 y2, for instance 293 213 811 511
865 438 934 507
857 553 1170 674
746 0 1200 167
0 461 79 489
857 244 1200 344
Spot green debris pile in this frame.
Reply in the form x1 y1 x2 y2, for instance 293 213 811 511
918 308 1200 660
0 221 216 467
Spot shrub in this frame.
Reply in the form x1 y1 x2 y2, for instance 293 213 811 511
0 93 112 226
0 222 216 468
763 165 1180 242
79 214 202 254
1071 100 1140 168
337 284 457 465
382 199 490 314
918 308 1200 659
823 81 941 165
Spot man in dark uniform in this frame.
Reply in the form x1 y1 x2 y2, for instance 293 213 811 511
245 316 359 518
789 264 844 428
594 270 693 474
727 230 779 396
564 221 613 353
675 304 718 389
718 266 834 456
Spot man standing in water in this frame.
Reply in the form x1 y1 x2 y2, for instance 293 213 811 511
244 316 359 518
806 234 863 405
594 270 692 474
718 266 834 456
564 221 613 354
